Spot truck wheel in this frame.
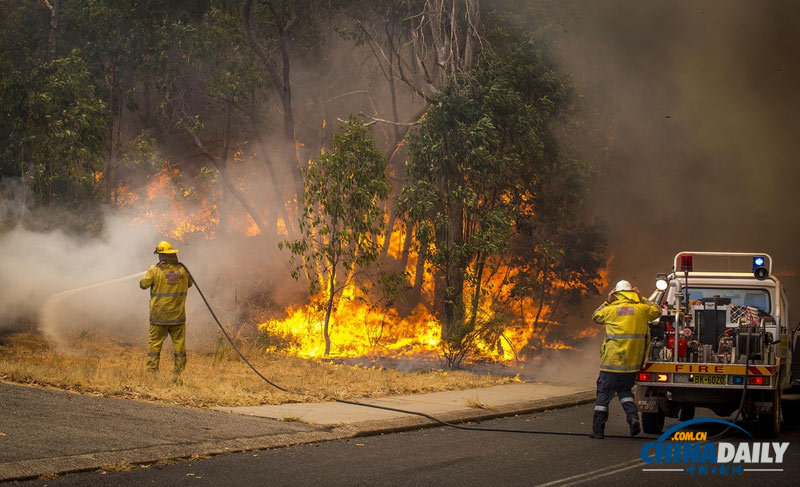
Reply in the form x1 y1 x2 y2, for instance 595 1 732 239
642 410 665 434
781 397 799 428
679 406 696 421
758 390 782 438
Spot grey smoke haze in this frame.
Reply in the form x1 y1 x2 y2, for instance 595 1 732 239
519 340 600 387
557 0 800 306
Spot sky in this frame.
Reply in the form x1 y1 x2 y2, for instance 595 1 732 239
556 0 800 306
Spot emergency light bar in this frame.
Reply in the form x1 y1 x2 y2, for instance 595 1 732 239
672 251 773 276
680 255 693 272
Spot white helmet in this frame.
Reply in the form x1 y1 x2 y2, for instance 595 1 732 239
612 280 633 293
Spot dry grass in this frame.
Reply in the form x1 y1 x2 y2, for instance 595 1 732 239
0 331 511 408
465 399 494 410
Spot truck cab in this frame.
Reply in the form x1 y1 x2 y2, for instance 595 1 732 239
635 251 797 437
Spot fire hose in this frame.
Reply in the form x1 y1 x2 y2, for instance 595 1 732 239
707 326 751 440
181 263 652 440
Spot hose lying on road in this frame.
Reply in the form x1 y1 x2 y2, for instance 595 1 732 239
181 263 651 440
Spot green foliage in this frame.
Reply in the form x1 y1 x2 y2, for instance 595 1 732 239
246 0 330 60
508 220 607 321
282 117 391 289
281 117 390 355
0 0 49 73
154 3 264 130
399 37 603 354
0 50 107 205
119 131 162 173
440 305 515 368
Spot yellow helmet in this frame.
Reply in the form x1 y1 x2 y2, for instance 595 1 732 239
154 240 179 254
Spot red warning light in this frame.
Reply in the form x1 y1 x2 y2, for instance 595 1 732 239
680 255 693 272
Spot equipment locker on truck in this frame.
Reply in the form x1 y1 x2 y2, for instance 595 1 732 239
635 251 799 437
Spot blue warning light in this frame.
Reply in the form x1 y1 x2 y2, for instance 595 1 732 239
753 256 766 270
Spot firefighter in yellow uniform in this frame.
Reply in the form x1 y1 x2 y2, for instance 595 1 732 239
139 241 193 374
590 280 661 439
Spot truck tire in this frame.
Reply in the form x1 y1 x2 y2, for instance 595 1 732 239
679 406 696 421
758 389 781 438
642 410 665 434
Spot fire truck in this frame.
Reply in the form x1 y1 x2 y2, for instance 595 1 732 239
635 251 799 437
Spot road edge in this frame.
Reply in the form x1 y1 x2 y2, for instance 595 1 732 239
0 390 594 482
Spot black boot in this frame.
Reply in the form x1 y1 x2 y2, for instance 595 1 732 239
591 409 608 439
629 420 641 436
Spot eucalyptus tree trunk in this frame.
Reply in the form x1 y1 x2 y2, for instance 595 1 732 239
323 264 336 356
43 0 60 62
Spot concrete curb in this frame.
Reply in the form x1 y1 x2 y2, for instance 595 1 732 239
0 390 594 482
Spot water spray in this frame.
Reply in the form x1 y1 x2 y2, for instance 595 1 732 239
40 272 146 341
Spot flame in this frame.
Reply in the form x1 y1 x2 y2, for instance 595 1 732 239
259 222 613 362
120 168 220 240
377 220 407 260
572 327 602 339
597 252 614 293
116 166 273 241
259 246 596 362
260 300 441 359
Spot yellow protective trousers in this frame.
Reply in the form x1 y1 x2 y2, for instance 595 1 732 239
147 324 186 373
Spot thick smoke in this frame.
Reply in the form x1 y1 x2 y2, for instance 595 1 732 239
0 211 156 338
555 0 800 307
0 197 297 348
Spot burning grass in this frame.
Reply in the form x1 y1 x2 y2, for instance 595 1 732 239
0 331 512 409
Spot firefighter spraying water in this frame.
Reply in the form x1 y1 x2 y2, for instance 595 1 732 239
590 280 662 439
139 241 193 376
36 245 638 439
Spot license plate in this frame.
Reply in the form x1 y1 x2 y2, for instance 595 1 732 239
693 374 726 385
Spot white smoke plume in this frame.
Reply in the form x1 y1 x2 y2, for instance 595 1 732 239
0 204 291 348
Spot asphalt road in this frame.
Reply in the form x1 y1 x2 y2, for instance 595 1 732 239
16 402 800 487
0 382 318 465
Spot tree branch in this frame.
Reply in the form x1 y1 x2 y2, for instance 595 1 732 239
242 0 282 91
338 114 421 127
186 130 271 238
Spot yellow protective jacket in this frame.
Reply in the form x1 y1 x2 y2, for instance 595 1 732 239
139 262 193 325
592 290 661 373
